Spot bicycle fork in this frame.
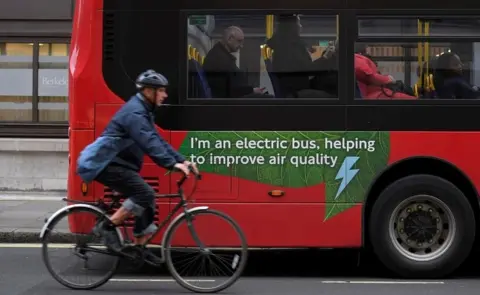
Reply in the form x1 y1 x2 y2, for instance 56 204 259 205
184 212 209 254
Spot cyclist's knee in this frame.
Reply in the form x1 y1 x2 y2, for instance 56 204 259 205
122 199 145 216
137 187 155 210
122 185 155 217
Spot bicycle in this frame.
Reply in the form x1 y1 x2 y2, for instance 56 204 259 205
40 167 248 293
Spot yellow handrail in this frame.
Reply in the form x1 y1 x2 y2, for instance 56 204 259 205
424 21 430 89
266 15 274 39
417 20 423 87
260 44 267 59
191 47 197 61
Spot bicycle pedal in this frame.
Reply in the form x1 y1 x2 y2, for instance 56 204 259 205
121 245 145 260
144 259 163 268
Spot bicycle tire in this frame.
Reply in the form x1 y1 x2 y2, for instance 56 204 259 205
41 205 121 290
164 208 248 293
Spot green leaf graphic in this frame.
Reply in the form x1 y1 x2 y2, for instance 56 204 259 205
178 131 390 221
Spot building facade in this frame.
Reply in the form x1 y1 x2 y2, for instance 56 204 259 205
0 0 73 191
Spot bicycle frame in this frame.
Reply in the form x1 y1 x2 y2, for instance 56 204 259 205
62 170 206 262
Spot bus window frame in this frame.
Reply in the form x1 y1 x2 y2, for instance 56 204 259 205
180 9 346 106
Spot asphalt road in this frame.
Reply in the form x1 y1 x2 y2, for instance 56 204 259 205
2 245 480 295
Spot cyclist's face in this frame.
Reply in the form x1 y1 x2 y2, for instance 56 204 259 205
154 87 168 105
144 87 167 106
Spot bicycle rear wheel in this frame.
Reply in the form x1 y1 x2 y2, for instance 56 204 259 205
41 206 122 290
164 208 248 293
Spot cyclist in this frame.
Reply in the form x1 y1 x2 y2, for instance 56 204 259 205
76 69 198 265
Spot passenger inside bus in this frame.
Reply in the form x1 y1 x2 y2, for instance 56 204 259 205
354 44 417 99
311 40 339 97
265 14 337 98
432 52 480 99
202 26 273 98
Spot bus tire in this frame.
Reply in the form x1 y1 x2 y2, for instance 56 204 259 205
368 174 475 278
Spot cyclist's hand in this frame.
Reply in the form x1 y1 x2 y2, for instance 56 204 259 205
183 161 199 175
174 163 190 176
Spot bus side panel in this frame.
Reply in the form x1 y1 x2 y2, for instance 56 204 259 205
390 132 480 193
68 129 95 202
67 129 96 233
165 203 362 248
69 0 105 129
161 176 361 247
237 178 325 203
70 3 128 129
170 131 240 201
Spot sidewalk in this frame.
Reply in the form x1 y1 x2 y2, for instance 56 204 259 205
0 191 73 243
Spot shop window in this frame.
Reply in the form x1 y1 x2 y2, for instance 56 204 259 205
0 43 33 121
39 43 69 122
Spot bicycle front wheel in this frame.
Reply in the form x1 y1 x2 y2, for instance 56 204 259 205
164 208 248 293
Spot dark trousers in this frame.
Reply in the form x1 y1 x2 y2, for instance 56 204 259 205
95 164 157 237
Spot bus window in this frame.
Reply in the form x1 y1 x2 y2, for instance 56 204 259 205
186 14 339 100
359 18 480 38
355 17 480 100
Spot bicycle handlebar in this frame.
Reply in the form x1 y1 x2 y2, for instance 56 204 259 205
176 164 202 188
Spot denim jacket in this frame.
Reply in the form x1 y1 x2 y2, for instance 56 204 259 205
76 93 185 183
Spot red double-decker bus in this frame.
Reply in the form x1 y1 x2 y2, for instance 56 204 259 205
68 0 480 279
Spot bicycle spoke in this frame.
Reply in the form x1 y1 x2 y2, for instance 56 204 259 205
164 209 248 293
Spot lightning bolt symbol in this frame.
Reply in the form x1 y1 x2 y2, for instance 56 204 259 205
334 156 360 200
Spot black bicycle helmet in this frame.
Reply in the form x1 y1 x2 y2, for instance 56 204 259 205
135 69 169 89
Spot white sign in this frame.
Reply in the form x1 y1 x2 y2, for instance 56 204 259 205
38 69 68 97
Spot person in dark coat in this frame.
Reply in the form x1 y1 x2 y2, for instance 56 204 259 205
266 14 336 98
433 52 480 99
203 26 271 98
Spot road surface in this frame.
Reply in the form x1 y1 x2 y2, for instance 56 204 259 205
1 244 480 295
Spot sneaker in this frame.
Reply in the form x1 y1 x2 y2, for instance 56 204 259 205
142 247 163 266
93 220 122 252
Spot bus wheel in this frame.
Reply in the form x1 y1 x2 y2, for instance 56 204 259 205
368 174 475 278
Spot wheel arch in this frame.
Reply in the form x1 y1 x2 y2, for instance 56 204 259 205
362 156 480 248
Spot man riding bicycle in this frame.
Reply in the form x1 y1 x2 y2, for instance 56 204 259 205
76 69 198 265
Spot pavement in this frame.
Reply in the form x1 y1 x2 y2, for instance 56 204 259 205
0 191 68 243
1 247 480 295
